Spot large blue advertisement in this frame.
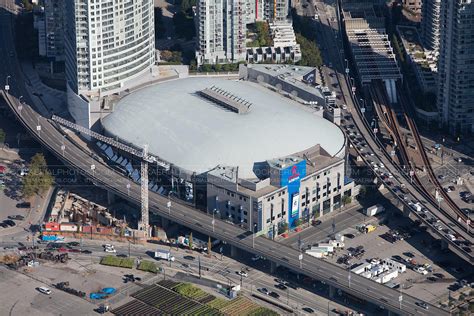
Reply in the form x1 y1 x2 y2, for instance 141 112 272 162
280 161 306 228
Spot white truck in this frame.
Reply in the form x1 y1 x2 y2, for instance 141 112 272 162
155 249 175 262
364 204 385 216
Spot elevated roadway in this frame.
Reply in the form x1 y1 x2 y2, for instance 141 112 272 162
321 0 473 262
0 4 446 315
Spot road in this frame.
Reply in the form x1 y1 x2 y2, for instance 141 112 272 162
0 239 352 315
0 3 446 315
310 0 473 263
282 204 365 248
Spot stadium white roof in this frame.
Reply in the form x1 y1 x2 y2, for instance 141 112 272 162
102 77 345 178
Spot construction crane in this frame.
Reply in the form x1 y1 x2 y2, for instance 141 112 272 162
51 115 170 237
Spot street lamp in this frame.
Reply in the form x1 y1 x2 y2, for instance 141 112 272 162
252 223 257 248
348 269 351 288
212 209 219 232
167 193 171 215
36 117 41 136
60 135 66 157
5 75 11 92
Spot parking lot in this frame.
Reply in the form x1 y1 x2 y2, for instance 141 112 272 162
0 156 33 231
320 210 470 304
0 265 96 316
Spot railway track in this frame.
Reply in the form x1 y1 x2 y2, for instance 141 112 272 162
369 81 472 235
397 82 472 230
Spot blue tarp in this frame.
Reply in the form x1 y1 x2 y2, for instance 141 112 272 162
101 288 116 294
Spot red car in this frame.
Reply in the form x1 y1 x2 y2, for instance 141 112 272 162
0 165 5 174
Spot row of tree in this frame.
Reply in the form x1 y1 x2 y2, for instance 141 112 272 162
22 153 53 198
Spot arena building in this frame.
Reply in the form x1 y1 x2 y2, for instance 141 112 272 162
101 71 356 237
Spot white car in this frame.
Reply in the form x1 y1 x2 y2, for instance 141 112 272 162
237 271 248 277
37 287 51 295
104 247 116 253
446 234 456 241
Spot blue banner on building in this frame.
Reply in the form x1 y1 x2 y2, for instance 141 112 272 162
279 161 306 228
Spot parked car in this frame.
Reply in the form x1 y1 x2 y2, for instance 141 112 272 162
237 271 248 277
37 287 52 295
275 283 287 290
269 291 280 299
183 255 195 261
258 288 269 295
8 215 24 220
302 307 315 313
312 220 322 226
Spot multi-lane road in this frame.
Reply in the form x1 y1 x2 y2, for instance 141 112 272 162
0 2 448 315
310 0 473 263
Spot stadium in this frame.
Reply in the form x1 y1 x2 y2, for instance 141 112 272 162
102 77 345 177
100 71 353 234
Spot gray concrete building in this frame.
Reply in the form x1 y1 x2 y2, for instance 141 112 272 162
195 0 292 65
65 0 156 128
421 0 441 53
341 1 401 103
44 0 65 61
437 0 474 135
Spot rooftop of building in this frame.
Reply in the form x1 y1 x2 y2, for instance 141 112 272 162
246 64 324 95
102 76 345 179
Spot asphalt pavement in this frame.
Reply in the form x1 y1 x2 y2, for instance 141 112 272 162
0 1 448 314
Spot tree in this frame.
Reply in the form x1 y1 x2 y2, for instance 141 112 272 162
188 232 193 250
358 186 367 199
22 153 54 198
296 34 323 68
342 195 352 206
0 128 5 147
278 221 288 234
201 64 212 72
294 219 303 227
214 63 222 72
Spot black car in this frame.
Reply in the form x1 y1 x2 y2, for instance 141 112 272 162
183 255 195 261
344 233 355 239
81 249 92 254
416 302 429 310
269 291 280 299
3 220 15 227
16 202 31 208
403 252 415 258
312 220 322 226
275 283 287 290
302 307 315 313
8 215 24 220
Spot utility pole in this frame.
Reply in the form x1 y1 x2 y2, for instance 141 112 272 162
139 145 149 236
198 255 202 279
